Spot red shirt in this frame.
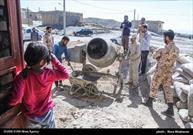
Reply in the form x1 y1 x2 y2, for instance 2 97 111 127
9 59 69 118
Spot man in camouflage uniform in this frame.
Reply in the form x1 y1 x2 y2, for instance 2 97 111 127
43 26 54 52
143 30 180 117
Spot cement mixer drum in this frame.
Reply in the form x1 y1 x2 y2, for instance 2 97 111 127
86 38 117 68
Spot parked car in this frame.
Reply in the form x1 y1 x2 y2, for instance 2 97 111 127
22 26 44 41
110 36 122 45
73 29 93 36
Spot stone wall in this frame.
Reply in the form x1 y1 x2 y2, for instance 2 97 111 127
40 11 83 29
132 20 164 34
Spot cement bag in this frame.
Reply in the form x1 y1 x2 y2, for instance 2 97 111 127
173 75 189 84
176 70 193 81
174 67 183 73
176 101 188 109
175 81 190 95
177 54 192 64
188 81 193 117
174 81 188 102
171 85 178 98
173 70 189 84
179 109 190 122
181 63 193 78
181 84 191 95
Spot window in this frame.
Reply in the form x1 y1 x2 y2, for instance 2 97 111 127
0 0 11 58
26 29 32 33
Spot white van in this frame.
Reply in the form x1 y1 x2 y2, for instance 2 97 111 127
22 25 44 41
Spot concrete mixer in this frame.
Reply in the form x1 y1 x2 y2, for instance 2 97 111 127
68 38 126 98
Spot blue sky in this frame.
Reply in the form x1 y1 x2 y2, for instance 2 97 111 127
21 0 193 34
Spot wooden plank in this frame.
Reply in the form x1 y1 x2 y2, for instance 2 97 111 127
0 83 12 102
0 21 7 31
0 73 13 86
0 104 27 128
0 66 16 76
0 0 24 73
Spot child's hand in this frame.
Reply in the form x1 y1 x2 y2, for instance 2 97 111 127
50 53 57 61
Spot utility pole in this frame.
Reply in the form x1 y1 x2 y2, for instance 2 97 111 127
27 7 29 25
134 9 136 21
133 9 136 32
63 0 66 35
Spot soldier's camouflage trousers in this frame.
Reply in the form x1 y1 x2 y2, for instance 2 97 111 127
149 69 173 103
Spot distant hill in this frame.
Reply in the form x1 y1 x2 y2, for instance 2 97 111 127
83 17 121 29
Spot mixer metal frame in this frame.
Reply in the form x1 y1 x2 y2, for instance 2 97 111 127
68 51 126 98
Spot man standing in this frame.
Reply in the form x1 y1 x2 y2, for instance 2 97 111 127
137 17 146 35
139 24 151 75
120 15 132 53
126 34 141 87
143 30 180 117
43 26 54 52
53 36 70 87
31 27 39 42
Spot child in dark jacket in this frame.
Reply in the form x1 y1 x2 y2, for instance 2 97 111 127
9 42 69 128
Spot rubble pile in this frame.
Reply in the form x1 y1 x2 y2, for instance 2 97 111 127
147 46 193 128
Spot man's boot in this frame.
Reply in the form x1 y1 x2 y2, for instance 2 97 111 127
161 103 174 117
142 97 153 107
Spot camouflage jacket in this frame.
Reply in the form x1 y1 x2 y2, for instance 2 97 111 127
43 32 54 51
153 42 180 71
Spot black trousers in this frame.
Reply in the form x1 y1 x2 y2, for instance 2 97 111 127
140 51 149 74
53 62 63 87
55 80 62 87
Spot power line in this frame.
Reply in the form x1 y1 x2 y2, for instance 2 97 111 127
72 0 133 13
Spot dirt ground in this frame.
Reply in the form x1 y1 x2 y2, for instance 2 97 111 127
52 60 184 128
23 29 189 128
